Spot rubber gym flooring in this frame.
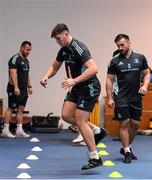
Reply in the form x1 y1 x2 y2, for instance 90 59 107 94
0 129 152 179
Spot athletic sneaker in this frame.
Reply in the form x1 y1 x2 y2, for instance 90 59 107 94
81 157 103 170
72 132 84 143
73 140 86 146
120 148 137 160
1 129 16 138
123 152 132 163
16 130 31 138
79 141 86 146
94 127 107 145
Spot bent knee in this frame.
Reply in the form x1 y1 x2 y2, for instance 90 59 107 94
119 119 130 129
61 113 72 121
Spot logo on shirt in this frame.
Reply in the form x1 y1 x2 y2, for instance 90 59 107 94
65 54 75 64
118 61 124 66
128 63 131 69
62 51 67 56
21 62 25 65
65 60 75 64
23 64 29 71
133 59 139 64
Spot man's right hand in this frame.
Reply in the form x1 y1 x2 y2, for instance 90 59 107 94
14 87 20 96
40 76 48 88
107 98 115 108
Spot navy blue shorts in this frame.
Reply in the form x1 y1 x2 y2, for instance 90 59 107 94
7 83 28 109
114 99 142 121
65 81 101 112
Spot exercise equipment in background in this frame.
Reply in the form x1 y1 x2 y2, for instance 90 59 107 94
31 112 62 133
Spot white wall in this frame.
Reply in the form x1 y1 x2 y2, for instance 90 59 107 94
0 0 152 123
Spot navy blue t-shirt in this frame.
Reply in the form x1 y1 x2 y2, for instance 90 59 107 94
56 38 98 86
108 50 149 101
8 54 30 93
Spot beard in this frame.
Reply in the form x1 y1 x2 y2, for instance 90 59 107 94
120 48 129 56
22 52 29 58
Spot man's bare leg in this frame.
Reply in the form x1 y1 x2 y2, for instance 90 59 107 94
119 119 132 163
62 101 107 144
16 106 30 138
129 119 140 145
1 107 15 138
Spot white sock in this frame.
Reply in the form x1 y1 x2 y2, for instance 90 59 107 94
17 123 23 131
124 147 131 153
129 144 131 148
89 151 99 159
4 123 9 131
92 125 101 135
78 131 82 136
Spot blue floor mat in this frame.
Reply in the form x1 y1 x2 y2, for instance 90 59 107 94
0 130 152 179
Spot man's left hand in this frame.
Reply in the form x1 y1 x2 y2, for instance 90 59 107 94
61 78 76 89
139 85 148 95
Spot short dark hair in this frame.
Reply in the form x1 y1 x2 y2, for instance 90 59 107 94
114 34 130 43
21 41 32 47
51 23 69 38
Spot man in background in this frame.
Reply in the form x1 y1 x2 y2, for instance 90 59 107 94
106 34 150 163
1 41 32 138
